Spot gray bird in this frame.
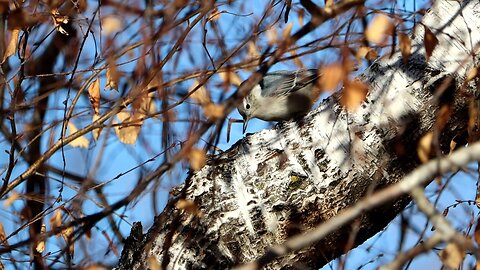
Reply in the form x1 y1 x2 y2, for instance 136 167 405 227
237 69 320 133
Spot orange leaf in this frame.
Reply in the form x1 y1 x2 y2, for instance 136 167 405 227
3 192 20 208
417 132 433 163
189 80 211 105
424 26 438 60
0 222 9 247
219 71 242 87
282 23 293 39
203 103 225 121
356 46 378 61
399 33 411 63
2 29 20 64
148 256 161 270
88 79 100 114
365 14 393 44
319 64 345 91
439 243 465 269
188 148 206 171
49 209 62 236
341 80 368 111
176 199 200 215
102 16 122 35
106 61 119 91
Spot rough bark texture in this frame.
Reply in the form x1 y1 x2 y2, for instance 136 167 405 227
117 0 479 269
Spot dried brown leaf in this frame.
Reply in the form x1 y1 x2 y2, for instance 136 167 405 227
49 209 62 236
439 243 465 269
297 9 304 26
208 8 221 21
106 61 119 91
219 71 242 87
35 224 46 253
188 148 206 171
282 23 293 39
424 26 439 60
51 9 69 35
466 67 479 82
2 29 20 64
475 218 480 247
417 132 433 163
176 199 200 215
92 114 103 141
88 79 100 114
148 256 161 270
0 222 8 247
67 122 89 148
399 33 411 63
356 46 378 61
62 225 74 255
3 192 19 208
189 80 211 105
102 16 122 35
203 103 226 121
341 80 368 111
319 64 345 91
365 14 393 44
114 111 143 144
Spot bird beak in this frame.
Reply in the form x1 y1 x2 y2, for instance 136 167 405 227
242 117 249 134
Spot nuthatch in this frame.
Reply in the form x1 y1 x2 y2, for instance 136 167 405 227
237 69 320 133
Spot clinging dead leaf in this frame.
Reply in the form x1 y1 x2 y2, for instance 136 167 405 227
92 114 103 141
3 192 20 208
219 71 242 87
189 80 211 105
399 33 412 63
356 46 378 61
114 111 143 144
106 61 119 91
188 148 206 171
341 80 368 111
203 103 225 121
417 132 433 163
102 16 122 35
2 29 20 64
35 224 46 253
49 209 62 236
0 223 8 247
88 79 100 114
148 256 161 270
67 122 89 148
424 25 439 60
319 64 345 91
365 13 393 44
176 199 200 215
439 243 465 269
282 23 293 39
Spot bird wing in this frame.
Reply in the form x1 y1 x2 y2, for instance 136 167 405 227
261 69 319 97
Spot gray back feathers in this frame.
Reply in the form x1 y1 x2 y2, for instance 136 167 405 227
259 69 319 97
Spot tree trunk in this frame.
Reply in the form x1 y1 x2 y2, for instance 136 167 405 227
117 0 479 269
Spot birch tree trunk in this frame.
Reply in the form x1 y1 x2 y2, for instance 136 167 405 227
117 0 480 269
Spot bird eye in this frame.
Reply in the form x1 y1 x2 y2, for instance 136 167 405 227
246 104 250 109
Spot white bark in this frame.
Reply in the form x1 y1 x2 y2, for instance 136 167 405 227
118 0 480 269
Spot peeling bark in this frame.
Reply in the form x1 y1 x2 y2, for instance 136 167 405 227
117 0 480 269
